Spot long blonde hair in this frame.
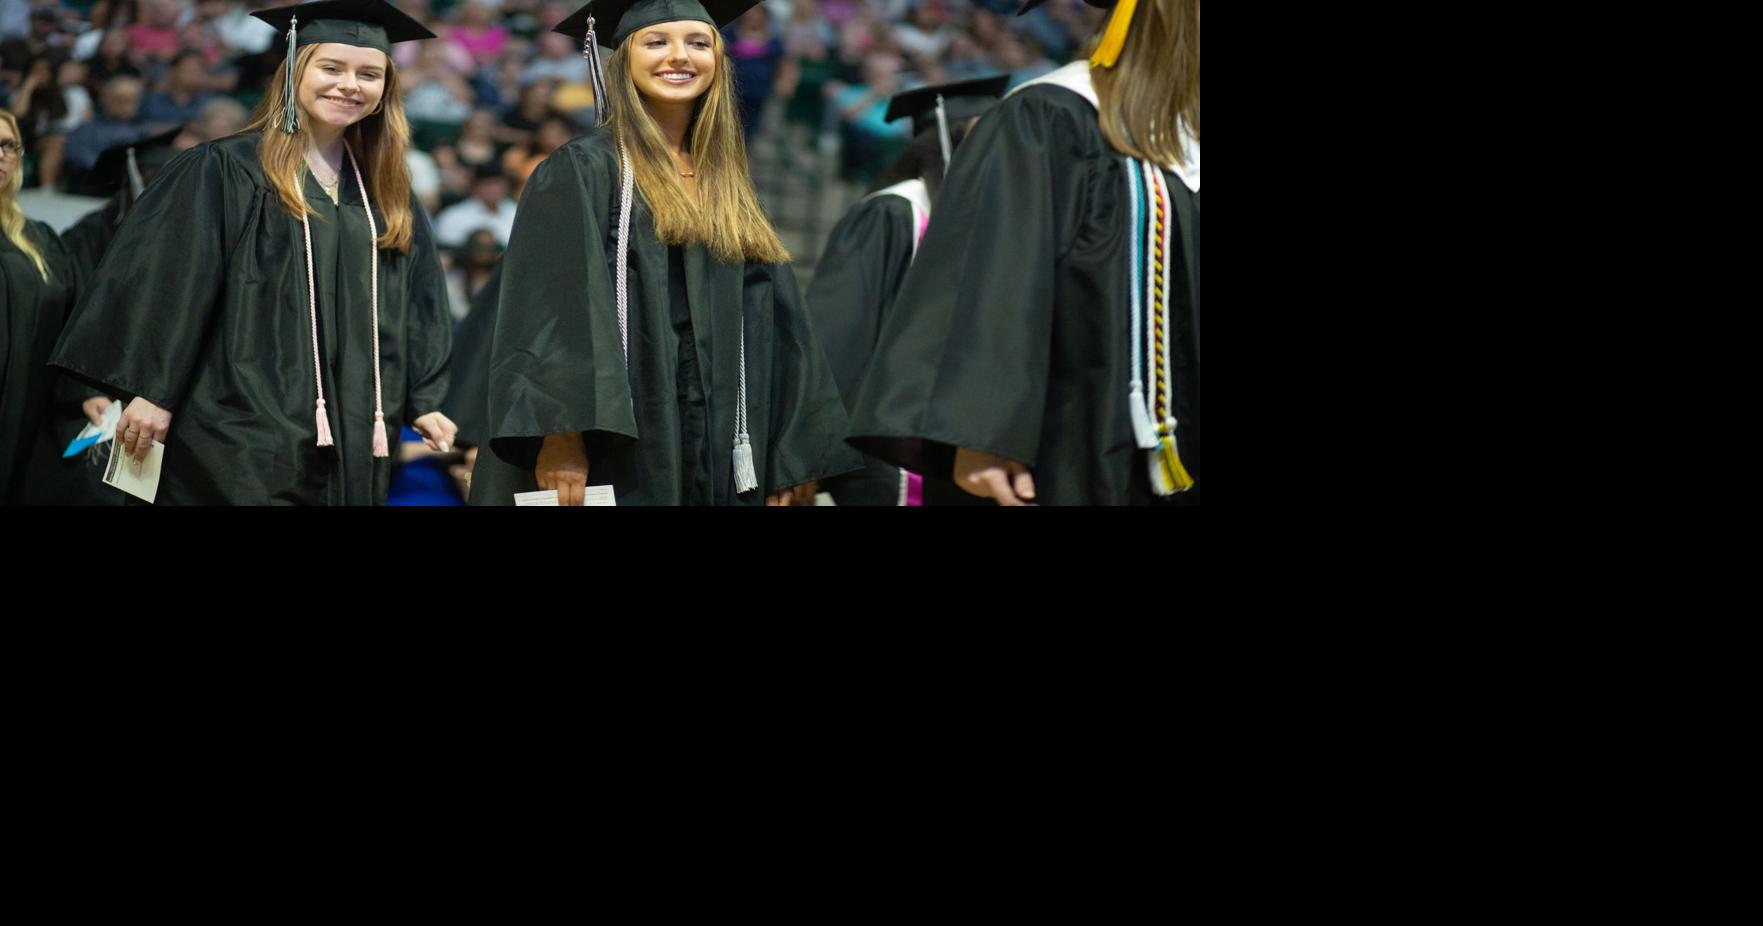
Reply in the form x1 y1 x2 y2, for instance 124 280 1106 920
1090 0 1201 168
243 43 416 252
603 29 789 264
0 109 49 281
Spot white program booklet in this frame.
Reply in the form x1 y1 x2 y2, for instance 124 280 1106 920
101 439 164 503
514 486 617 506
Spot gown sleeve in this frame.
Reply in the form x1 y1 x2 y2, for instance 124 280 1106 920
804 193 916 410
756 261 865 492
440 262 502 448
485 144 639 468
29 223 100 411
48 144 244 409
844 89 1089 477
401 196 454 421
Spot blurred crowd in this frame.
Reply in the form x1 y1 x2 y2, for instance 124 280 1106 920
2 0 1107 315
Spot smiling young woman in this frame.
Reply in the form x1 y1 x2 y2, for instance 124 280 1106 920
467 0 860 506
49 0 459 505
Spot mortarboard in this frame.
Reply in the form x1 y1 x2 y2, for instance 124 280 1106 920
885 75 1011 176
89 128 185 199
251 0 437 134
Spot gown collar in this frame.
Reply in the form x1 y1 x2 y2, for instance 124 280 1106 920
1009 60 1200 193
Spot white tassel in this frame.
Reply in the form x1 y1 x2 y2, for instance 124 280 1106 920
1128 381 1158 448
733 436 758 494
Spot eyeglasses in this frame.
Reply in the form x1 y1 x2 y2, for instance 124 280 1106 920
0 140 21 160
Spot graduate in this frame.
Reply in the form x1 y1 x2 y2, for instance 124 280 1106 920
468 0 860 506
807 75 1007 506
846 0 1200 506
0 108 80 505
50 0 458 505
31 131 186 506
61 129 188 289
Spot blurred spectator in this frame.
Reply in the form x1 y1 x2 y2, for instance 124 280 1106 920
64 73 147 184
406 143 441 215
452 106 502 173
831 50 909 183
128 0 187 64
212 0 275 57
894 0 954 63
518 30 587 87
992 27 1055 88
184 93 243 141
443 227 501 322
776 0 837 131
1 8 69 85
836 3 890 65
140 48 211 128
86 29 143 87
496 77 551 148
500 112 571 197
725 4 782 138
447 2 509 68
13 51 89 189
433 163 516 248
401 39 475 148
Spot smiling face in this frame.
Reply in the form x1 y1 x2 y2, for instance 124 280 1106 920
298 43 389 135
627 20 718 107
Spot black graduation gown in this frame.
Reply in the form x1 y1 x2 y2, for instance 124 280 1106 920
49 132 454 505
33 206 126 505
807 191 913 506
440 262 500 450
468 129 861 506
845 83 1201 506
806 186 987 507
0 220 78 505
59 207 116 287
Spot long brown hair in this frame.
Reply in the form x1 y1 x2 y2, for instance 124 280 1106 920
0 109 49 281
602 29 789 265
1090 0 1201 168
243 42 416 252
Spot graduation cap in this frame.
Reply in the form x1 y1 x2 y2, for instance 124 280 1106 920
553 0 760 48
886 75 1009 136
1017 0 1135 69
89 128 184 199
552 0 761 126
251 0 437 134
885 75 1010 177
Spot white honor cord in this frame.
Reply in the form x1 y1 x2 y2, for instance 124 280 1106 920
1123 158 1156 449
616 137 634 364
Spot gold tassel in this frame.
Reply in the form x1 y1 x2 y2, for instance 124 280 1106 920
1155 424 1194 494
1089 0 1140 69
